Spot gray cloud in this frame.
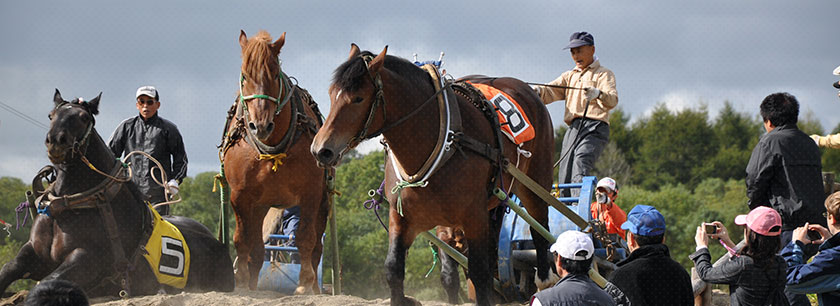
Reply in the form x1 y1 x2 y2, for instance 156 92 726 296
1 0 838 180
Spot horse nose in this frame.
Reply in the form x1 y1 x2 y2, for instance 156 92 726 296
248 122 258 133
265 122 274 134
315 148 335 165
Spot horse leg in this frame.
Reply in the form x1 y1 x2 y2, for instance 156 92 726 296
232 203 267 290
437 227 462 304
518 187 555 290
0 242 52 293
292 192 329 295
465 214 494 306
42 248 109 293
385 219 419 306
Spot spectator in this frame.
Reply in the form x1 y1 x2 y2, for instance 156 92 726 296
590 177 627 237
606 204 693 305
782 191 840 305
745 92 826 305
530 230 615 306
25 279 89 306
691 206 788 306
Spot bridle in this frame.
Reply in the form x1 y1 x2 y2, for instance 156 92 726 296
345 54 387 151
343 54 451 154
49 101 95 159
239 64 293 116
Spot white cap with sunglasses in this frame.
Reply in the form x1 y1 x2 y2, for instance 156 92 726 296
136 86 159 100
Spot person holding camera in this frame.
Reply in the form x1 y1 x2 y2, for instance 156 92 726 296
781 191 840 305
691 206 788 306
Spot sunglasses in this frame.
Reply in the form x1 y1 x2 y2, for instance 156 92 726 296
137 99 156 105
824 212 830 218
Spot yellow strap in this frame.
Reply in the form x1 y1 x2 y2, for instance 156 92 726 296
212 173 227 193
258 153 288 172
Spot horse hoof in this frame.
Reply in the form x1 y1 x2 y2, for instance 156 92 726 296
535 272 560 291
294 286 312 295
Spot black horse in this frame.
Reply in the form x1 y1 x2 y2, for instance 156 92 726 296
0 90 234 297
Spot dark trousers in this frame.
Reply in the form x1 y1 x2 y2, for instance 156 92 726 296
781 230 819 306
557 118 609 197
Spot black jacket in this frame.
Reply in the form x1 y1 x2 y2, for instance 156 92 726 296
690 248 788 306
108 113 188 202
608 244 693 306
745 123 825 231
531 273 616 306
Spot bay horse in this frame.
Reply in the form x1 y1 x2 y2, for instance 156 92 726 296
219 30 330 293
0 90 234 297
311 45 554 305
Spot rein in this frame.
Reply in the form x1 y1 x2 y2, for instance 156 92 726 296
239 69 293 116
345 55 453 152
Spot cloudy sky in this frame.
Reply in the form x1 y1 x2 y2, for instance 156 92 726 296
1 1 838 180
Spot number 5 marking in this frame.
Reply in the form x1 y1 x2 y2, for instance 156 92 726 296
160 237 185 276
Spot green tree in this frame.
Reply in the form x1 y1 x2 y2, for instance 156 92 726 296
633 104 716 189
0 177 32 244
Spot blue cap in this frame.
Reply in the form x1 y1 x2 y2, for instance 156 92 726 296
621 205 666 236
563 32 594 50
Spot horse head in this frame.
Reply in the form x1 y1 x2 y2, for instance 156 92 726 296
311 44 388 167
238 30 287 142
46 89 101 164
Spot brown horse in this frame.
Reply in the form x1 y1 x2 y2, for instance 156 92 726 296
311 45 554 305
0 90 234 297
220 30 329 293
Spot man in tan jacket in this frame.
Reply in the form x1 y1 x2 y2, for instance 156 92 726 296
810 65 840 149
535 32 618 196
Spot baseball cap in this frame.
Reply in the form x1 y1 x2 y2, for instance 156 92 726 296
563 32 594 50
136 86 159 100
621 205 666 236
734 206 782 236
596 177 617 192
549 230 594 260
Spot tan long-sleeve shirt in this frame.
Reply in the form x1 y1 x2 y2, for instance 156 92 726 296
811 133 840 149
536 60 618 125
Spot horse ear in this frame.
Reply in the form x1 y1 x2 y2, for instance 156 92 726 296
348 43 361 59
54 88 64 107
86 92 101 115
271 32 285 54
368 45 389 74
239 30 248 51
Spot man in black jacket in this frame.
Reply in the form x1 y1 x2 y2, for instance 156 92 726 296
745 92 826 306
605 204 693 306
109 86 188 215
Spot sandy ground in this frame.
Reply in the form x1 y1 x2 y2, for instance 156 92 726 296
88 290 454 306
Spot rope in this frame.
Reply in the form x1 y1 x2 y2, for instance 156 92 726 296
122 151 182 208
212 173 227 193
424 243 440 278
79 155 132 183
363 180 389 232
15 202 29 230
258 153 287 172
0 218 11 236
390 180 428 217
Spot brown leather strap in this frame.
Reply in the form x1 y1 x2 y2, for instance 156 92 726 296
392 65 462 183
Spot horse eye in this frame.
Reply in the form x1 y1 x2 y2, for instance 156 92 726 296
352 97 364 104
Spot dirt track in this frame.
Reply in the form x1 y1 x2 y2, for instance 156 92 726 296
89 290 455 306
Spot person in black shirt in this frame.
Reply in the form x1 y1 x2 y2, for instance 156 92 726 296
109 86 188 215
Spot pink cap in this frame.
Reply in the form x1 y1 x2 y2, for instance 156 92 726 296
734 206 782 236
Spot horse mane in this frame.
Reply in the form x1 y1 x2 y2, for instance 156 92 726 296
332 51 430 92
241 30 279 81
